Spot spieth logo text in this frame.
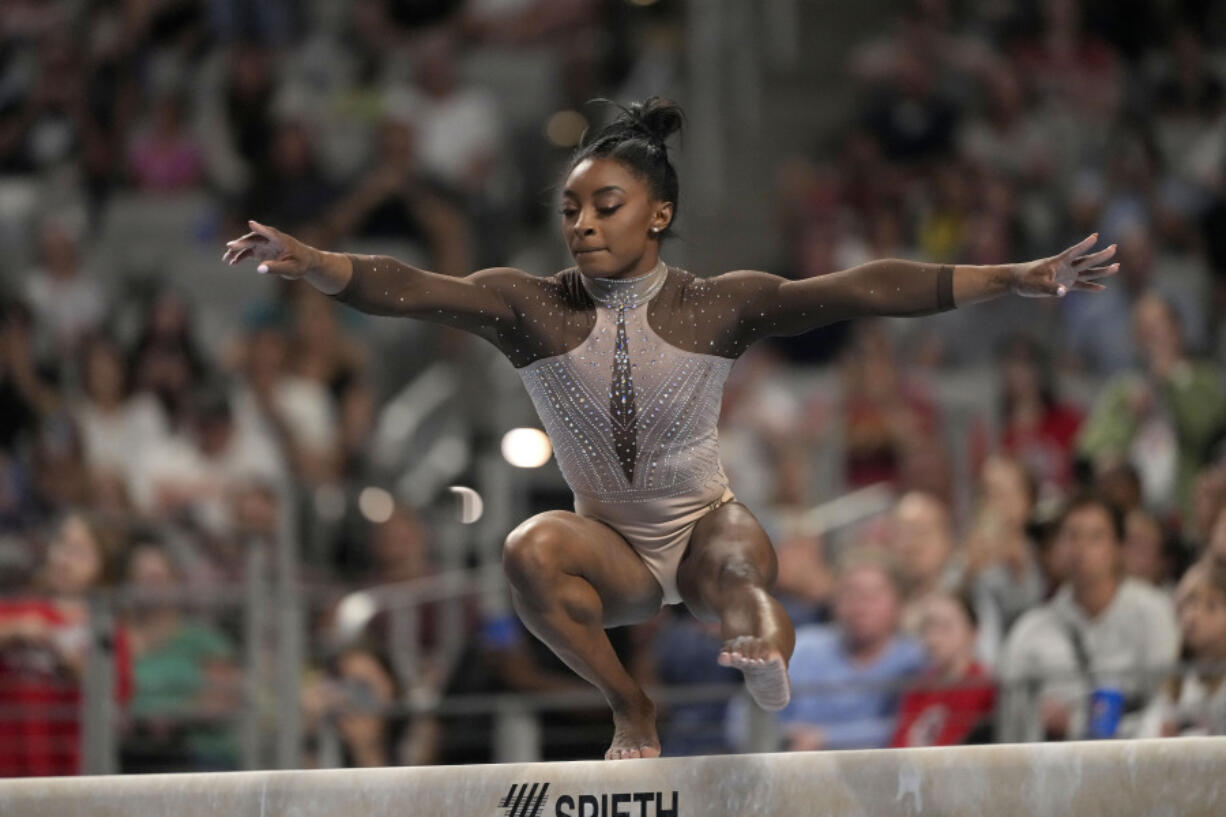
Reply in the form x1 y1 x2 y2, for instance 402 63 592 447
499 782 680 817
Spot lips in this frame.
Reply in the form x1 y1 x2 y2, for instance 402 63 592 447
574 248 606 255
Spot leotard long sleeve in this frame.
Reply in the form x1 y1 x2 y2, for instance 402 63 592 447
333 255 956 503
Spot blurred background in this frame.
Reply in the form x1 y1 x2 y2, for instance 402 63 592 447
0 0 1224 775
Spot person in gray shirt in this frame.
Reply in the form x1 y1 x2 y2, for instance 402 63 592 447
1000 493 1178 741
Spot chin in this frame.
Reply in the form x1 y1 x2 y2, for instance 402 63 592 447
573 253 618 277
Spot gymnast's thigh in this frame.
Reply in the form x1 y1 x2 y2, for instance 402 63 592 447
674 500 778 621
504 510 664 626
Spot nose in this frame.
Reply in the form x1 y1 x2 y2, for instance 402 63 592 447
572 209 596 237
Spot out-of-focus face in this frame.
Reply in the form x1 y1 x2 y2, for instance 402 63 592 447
39 222 78 274
981 456 1033 529
1122 510 1166 585
1132 295 1182 370
1176 571 1226 657
835 565 901 648
45 515 103 595
1060 504 1121 589
1206 510 1226 564
84 341 125 405
372 508 430 579
378 120 416 170
1000 352 1040 403
272 123 313 175
919 594 976 672
247 328 288 381
151 292 189 339
560 157 671 279
892 492 953 590
127 545 175 587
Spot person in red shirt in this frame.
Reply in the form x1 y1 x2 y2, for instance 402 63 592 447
891 590 996 747
0 512 132 776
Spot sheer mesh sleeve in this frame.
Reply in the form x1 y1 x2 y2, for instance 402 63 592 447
332 255 596 367
647 262 955 358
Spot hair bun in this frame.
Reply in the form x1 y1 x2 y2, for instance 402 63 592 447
606 97 683 147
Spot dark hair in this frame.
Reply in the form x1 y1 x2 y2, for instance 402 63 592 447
1056 491 1126 543
570 97 684 237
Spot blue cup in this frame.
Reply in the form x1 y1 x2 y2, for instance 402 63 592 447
1087 687 1125 738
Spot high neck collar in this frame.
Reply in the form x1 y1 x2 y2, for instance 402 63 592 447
579 259 668 309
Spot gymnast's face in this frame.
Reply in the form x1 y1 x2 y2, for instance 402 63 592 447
561 157 673 279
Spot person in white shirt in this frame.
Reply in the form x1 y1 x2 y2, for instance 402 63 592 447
1138 557 1226 737
73 335 168 483
999 493 1179 741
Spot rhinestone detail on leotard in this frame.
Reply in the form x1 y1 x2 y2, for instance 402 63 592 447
518 263 733 502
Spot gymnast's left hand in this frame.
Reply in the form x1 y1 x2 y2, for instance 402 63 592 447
1010 233 1119 298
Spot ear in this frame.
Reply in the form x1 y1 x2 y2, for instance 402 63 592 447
649 201 674 236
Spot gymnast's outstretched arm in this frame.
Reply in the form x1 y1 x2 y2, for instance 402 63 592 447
222 220 523 334
719 233 1119 344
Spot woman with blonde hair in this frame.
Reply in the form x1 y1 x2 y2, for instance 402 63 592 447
1139 557 1226 737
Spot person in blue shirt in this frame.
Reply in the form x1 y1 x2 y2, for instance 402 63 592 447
778 548 925 751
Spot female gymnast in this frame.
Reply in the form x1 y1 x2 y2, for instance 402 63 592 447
223 98 1118 760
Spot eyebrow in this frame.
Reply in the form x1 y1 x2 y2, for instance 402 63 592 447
561 185 627 198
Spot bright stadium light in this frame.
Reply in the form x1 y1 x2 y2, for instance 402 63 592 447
501 428 553 468
358 486 395 523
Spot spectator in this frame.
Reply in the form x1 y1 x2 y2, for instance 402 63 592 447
774 548 924 751
72 334 168 484
128 387 286 537
29 412 92 517
0 512 132 776
772 525 836 628
120 543 240 772
1205 507 1226 566
1138 557 1226 737
651 607 741 756
398 31 503 198
231 322 339 487
840 322 940 490
21 216 106 359
993 334 1084 493
890 491 961 635
1077 292 1226 521
999 493 1179 741
127 289 210 431
318 109 471 278
1122 508 1181 592
962 455 1045 665
301 644 438 767
126 92 205 193
0 300 59 454
890 591 996 747
242 119 339 237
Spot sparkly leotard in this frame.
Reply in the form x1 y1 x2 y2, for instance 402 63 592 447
516 261 734 602
337 254 955 605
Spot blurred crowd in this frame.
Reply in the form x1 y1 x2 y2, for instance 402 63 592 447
0 0 1223 775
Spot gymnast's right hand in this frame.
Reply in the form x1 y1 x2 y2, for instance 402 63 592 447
223 220 318 280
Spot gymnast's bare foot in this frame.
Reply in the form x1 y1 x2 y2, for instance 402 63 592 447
605 695 661 760
718 635 791 711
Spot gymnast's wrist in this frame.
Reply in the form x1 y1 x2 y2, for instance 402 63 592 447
305 250 353 296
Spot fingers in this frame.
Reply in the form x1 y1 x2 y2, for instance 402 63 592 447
256 258 300 277
1061 232 1099 259
1073 244 1117 269
222 247 254 266
1072 281 1107 293
248 219 282 243
1078 262 1120 281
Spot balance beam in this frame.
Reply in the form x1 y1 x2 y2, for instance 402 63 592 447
1 738 1222 816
